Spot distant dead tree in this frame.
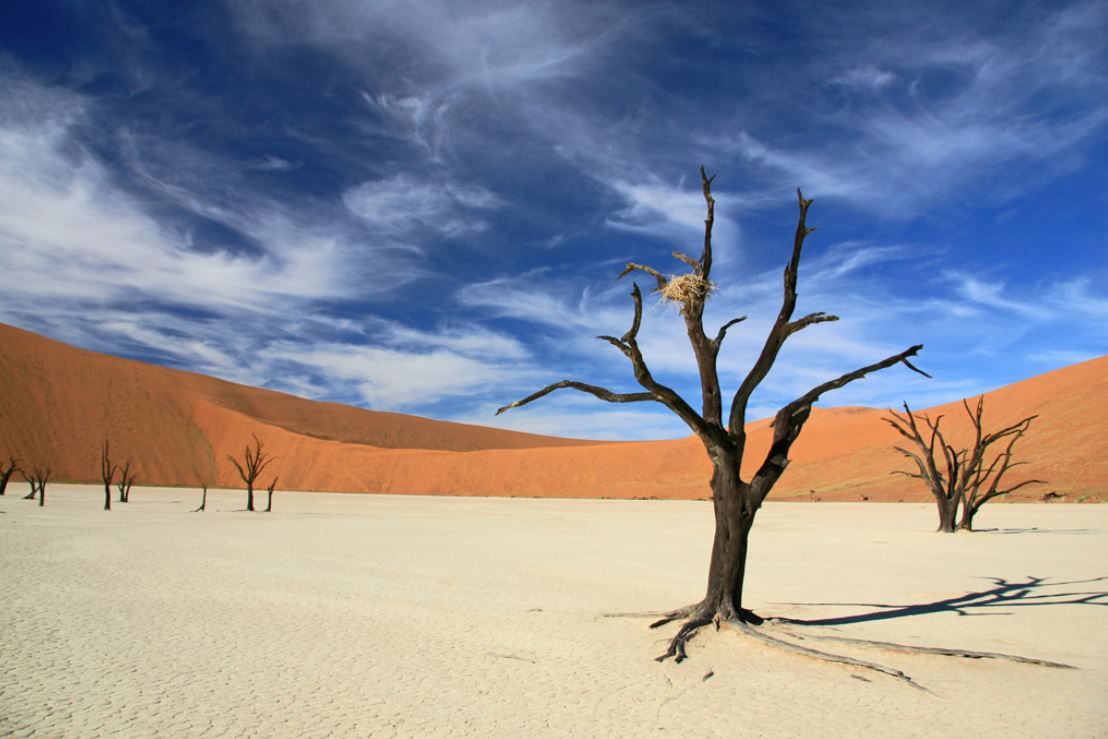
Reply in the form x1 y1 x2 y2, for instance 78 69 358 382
264 477 278 513
886 397 1043 532
193 484 208 513
227 434 274 512
22 470 38 499
0 456 20 496
499 167 930 673
100 441 118 512
28 466 50 507
117 459 137 503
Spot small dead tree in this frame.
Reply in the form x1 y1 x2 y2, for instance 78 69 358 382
264 477 278 513
117 459 137 503
28 466 50 507
22 471 38 499
100 441 118 512
887 397 1043 532
227 434 274 512
499 167 930 673
884 405 962 532
193 484 208 512
0 456 20 496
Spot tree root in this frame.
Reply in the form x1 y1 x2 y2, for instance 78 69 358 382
649 603 702 629
655 615 714 663
640 606 1074 688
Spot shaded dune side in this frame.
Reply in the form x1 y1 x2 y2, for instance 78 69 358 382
1 323 1104 500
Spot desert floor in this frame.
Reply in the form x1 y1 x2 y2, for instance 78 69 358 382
1 486 1105 737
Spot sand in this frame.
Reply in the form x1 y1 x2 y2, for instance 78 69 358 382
2 486 1104 737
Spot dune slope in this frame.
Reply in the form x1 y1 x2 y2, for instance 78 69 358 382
1 323 1104 500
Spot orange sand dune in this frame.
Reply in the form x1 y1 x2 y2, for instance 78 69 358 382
1 323 1104 501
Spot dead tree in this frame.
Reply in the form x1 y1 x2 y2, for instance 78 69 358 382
28 466 50 507
0 456 20 496
100 441 117 512
264 477 278 513
193 484 208 512
886 397 1042 532
499 167 928 667
117 459 137 503
22 471 38 499
884 405 962 532
227 434 274 512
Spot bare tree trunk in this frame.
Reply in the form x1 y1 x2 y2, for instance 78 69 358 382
101 441 116 512
23 478 37 499
246 484 255 512
937 495 959 533
699 454 761 623
193 484 208 512
265 477 277 513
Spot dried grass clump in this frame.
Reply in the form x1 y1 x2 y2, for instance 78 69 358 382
661 273 716 308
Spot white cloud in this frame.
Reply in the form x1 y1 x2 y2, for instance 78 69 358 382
946 273 1052 320
260 340 533 411
343 173 503 238
830 66 896 92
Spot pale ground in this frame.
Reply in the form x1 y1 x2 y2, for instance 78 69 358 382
1 486 1105 738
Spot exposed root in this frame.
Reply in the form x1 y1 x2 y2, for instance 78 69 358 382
597 604 699 623
729 619 926 691
655 616 714 663
649 603 702 630
770 628 1075 669
639 605 1074 690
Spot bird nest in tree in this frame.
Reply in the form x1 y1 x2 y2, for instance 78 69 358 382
660 273 715 309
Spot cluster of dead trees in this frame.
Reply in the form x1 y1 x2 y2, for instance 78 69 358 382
99 441 138 511
886 397 1042 532
1 457 51 506
2 432 278 514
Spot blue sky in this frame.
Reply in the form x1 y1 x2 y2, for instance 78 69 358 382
1 1 1105 440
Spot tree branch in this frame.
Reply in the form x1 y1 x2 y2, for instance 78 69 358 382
728 188 817 444
618 263 667 291
672 250 700 271
496 381 658 415
751 345 926 497
711 317 747 351
700 164 715 278
784 311 839 337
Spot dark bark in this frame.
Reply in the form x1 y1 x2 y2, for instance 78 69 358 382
26 466 50 506
0 457 19 496
265 477 278 512
228 434 274 512
193 484 208 513
117 459 136 503
22 474 37 499
101 440 117 512
499 166 927 662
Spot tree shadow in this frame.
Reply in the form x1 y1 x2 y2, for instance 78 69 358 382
775 576 1108 627
973 527 1096 535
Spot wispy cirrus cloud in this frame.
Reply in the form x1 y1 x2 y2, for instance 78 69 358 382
0 1 1103 442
